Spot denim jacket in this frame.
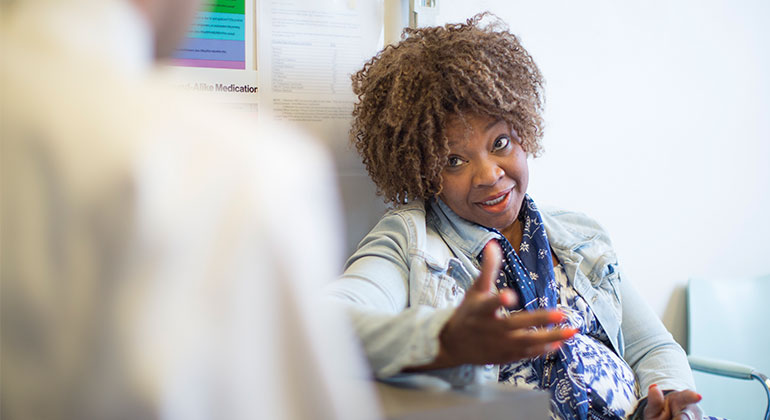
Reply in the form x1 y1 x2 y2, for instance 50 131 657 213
326 199 695 395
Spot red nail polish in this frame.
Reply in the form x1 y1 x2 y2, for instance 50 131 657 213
549 311 565 323
561 328 578 339
696 393 702 401
500 290 514 306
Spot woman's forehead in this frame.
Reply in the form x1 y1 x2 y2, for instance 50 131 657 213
445 114 508 145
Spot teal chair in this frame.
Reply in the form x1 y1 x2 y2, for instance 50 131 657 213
686 275 770 420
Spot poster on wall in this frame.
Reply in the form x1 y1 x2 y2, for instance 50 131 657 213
172 0 247 69
161 0 258 114
256 0 383 161
161 0 386 252
256 0 386 254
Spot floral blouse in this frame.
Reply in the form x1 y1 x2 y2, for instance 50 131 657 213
498 264 638 420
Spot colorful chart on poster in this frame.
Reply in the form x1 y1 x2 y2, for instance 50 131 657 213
172 0 245 69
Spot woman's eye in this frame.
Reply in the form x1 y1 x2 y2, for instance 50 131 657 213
447 156 463 167
492 136 510 152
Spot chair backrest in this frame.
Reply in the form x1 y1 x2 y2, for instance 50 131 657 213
687 275 770 420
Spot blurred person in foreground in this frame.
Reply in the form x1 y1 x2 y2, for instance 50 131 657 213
326 14 713 420
0 0 378 419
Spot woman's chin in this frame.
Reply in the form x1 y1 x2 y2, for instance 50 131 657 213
475 209 519 232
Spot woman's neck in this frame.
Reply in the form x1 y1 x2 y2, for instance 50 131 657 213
500 219 523 252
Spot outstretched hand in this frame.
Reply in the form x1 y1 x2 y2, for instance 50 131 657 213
644 384 703 420
434 241 576 367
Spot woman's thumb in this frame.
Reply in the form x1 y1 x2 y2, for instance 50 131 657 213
472 240 502 295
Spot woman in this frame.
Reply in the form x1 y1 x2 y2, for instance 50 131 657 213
327 13 705 420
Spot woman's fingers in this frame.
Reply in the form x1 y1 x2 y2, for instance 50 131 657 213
469 297 568 333
498 288 518 308
502 309 565 329
470 240 502 295
643 384 667 419
667 390 702 411
470 291 507 316
504 326 577 346
642 387 703 420
440 239 582 365
673 405 703 420
495 340 563 360
667 391 703 420
490 328 571 360
494 327 575 361
524 341 564 358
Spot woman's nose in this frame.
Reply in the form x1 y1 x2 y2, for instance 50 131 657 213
473 160 504 187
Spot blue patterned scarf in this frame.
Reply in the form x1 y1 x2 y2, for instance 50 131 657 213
482 195 617 420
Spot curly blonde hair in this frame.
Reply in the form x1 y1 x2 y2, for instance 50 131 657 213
351 12 545 205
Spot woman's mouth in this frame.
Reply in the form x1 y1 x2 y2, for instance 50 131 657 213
482 194 507 206
477 189 512 213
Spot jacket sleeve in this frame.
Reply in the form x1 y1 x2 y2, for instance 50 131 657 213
619 274 696 396
324 211 483 386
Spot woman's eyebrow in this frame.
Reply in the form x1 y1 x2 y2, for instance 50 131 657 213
484 119 506 132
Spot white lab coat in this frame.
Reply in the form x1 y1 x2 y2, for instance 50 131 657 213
0 1 379 419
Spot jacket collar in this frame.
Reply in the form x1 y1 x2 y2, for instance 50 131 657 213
540 209 599 266
427 198 501 259
428 198 599 264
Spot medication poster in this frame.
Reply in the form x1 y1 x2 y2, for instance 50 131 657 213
172 0 247 69
162 0 256 113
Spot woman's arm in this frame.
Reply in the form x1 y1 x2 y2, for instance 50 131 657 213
324 211 460 379
620 274 695 394
327 224 570 383
619 274 705 419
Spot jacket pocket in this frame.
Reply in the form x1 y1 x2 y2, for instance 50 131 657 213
593 257 622 318
436 272 466 307
412 257 467 308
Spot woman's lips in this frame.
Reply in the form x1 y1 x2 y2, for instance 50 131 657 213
477 189 512 213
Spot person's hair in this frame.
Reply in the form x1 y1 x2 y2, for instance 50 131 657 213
351 12 545 205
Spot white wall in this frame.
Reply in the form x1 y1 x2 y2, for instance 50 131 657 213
426 0 770 346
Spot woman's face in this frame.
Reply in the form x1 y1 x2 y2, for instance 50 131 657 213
439 114 529 235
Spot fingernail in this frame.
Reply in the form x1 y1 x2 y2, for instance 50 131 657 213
500 290 514 306
485 240 500 252
649 384 658 390
696 393 702 401
548 311 565 323
561 328 578 339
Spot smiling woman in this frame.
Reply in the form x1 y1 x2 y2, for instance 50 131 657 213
326 12 713 420
350 12 544 206
440 115 529 244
